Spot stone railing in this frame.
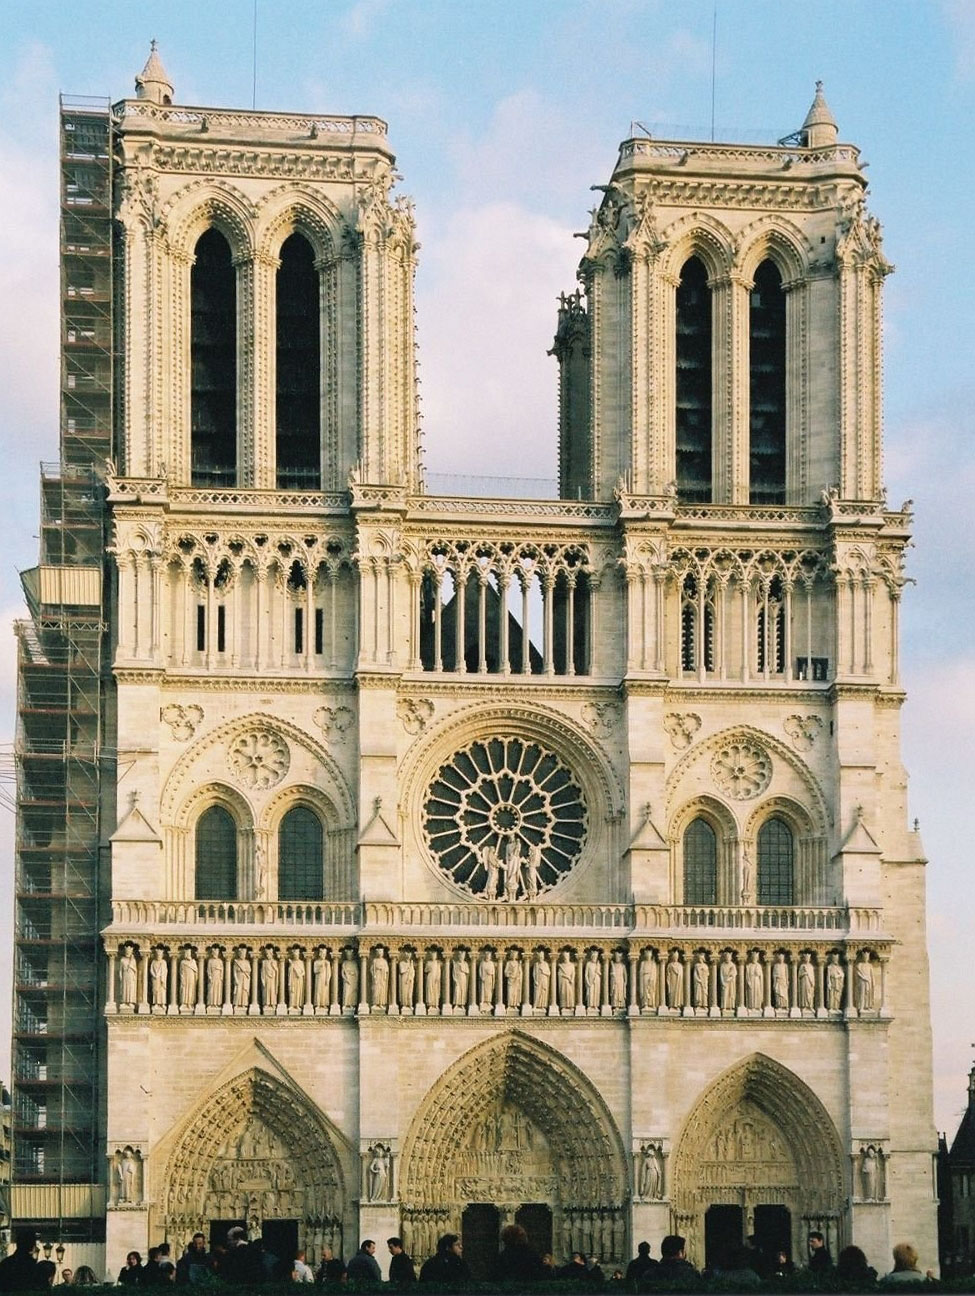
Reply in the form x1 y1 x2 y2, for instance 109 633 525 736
109 899 361 928
103 927 891 1022
114 101 387 137
364 901 633 931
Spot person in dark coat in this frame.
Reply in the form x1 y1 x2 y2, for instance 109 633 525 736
0 1236 42 1296
490 1225 547 1284
625 1241 658 1287
807 1231 833 1273
386 1239 416 1287
315 1246 346 1287
657 1235 699 1283
175 1234 212 1285
558 1253 590 1281
346 1241 381 1286
836 1245 877 1285
418 1235 469 1285
117 1252 144 1286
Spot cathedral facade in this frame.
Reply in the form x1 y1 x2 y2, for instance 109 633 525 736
10 48 937 1278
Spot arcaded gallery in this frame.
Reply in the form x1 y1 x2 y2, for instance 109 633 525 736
9 46 937 1278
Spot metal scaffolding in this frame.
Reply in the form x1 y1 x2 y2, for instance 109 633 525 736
9 96 112 1242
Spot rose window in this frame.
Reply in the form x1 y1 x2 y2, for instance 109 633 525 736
422 737 588 898
710 739 772 800
228 730 290 790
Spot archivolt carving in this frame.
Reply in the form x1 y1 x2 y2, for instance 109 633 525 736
665 724 827 835
161 179 257 259
657 210 736 281
733 213 812 283
255 183 345 262
162 713 355 827
159 1067 347 1246
400 1031 627 1211
671 1053 845 1220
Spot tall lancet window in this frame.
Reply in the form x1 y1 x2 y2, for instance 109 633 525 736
683 817 717 905
278 806 324 901
276 233 321 489
195 805 237 900
675 257 713 503
749 259 786 503
190 228 237 486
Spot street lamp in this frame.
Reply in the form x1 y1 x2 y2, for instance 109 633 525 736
55 1244 65 1265
42 1242 53 1259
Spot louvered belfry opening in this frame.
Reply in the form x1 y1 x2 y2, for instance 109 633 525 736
749 259 786 503
276 233 321 489
191 228 237 487
675 256 713 503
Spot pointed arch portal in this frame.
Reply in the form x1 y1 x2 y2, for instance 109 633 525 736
671 1053 846 1267
161 1068 347 1258
400 1032 628 1273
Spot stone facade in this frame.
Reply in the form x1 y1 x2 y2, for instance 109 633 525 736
13 51 938 1279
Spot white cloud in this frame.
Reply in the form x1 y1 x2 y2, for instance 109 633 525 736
943 0 975 79
338 0 394 40
416 200 579 482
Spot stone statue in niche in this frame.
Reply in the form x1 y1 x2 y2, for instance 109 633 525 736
114 1146 142 1204
478 949 496 1007
255 843 268 900
371 948 390 1008
206 948 224 1007
312 947 331 1008
692 953 709 1009
855 952 874 1010
609 950 627 1009
771 952 789 1010
178 948 198 1008
287 948 305 1008
523 842 542 901
119 944 138 1007
398 952 416 1009
584 950 601 1009
532 950 551 1010
745 950 764 1010
149 947 168 1008
826 951 845 1010
232 947 251 1008
740 849 752 905
556 951 575 1010
639 1143 663 1200
424 951 442 1007
504 950 523 1006
503 837 521 902
798 952 815 1010
341 949 359 1009
639 950 658 1010
859 1145 882 1200
452 950 470 1007
719 951 736 1010
367 1144 391 1201
260 949 279 1008
666 951 684 1009
481 844 500 900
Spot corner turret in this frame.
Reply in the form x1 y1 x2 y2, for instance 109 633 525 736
135 39 174 105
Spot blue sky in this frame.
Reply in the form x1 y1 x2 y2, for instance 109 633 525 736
0 0 973 1133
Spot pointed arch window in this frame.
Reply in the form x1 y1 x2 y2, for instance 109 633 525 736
278 806 324 901
683 817 717 905
195 805 237 899
676 256 712 503
749 259 786 504
276 233 321 489
757 816 794 904
756 575 785 675
680 574 715 674
191 228 237 486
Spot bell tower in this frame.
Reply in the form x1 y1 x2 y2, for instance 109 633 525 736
555 84 891 506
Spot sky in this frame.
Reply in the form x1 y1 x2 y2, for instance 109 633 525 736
0 0 973 1135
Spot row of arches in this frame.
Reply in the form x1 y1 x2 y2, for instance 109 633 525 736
191 229 321 489
154 1040 847 1273
196 804 325 902
676 255 787 504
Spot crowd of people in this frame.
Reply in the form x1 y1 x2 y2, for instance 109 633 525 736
0 1225 938 1291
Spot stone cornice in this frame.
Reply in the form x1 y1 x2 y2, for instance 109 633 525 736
398 676 623 702
132 672 355 693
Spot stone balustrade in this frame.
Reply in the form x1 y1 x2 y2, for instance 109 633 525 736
104 933 890 1021
108 898 881 934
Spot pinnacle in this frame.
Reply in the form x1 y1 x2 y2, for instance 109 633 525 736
135 38 174 104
